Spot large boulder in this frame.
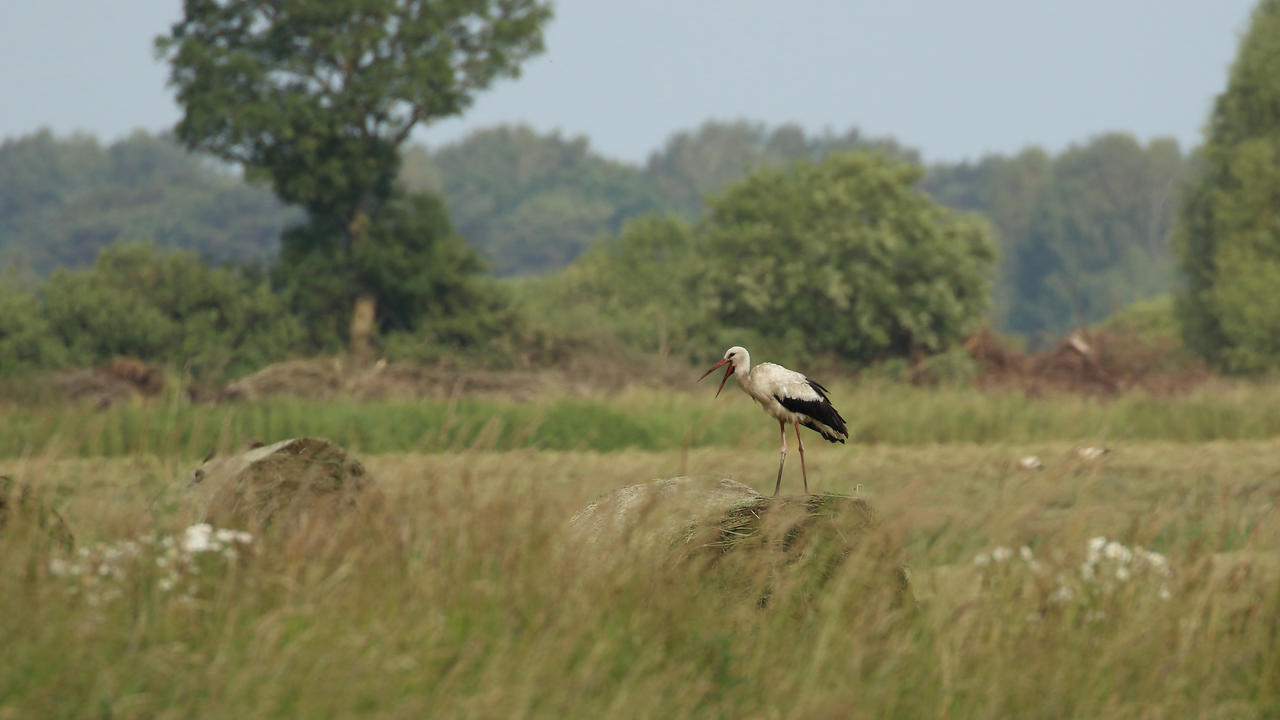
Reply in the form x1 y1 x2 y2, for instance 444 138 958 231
184 437 370 532
567 476 764 553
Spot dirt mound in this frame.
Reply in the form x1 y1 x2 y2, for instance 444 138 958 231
53 357 168 407
219 357 557 401
964 328 1027 382
349 362 557 401
221 358 346 401
218 355 683 402
960 328 1208 397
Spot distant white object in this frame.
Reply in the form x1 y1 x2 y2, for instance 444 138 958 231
1075 446 1111 461
1018 455 1044 471
1066 331 1093 357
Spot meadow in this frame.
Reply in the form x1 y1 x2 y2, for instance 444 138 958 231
3 382 1280 718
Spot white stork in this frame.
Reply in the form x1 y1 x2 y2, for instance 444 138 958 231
698 346 848 496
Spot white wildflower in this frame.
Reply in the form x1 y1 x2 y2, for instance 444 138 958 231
1158 585 1172 601
973 553 991 567
1115 566 1131 582
1076 446 1109 461
155 556 169 569
1144 551 1171 575
158 577 175 592
49 558 69 577
1087 536 1106 563
992 546 1013 562
1104 541 1132 564
97 563 113 577
235 531 253 545
215 528 238 544
1019 546 1035 562
1051 585 1074 603
1080 562 1096 581
182 523 216 553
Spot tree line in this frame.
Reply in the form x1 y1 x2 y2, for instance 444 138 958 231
1 0 1277 380
0 124 1191 345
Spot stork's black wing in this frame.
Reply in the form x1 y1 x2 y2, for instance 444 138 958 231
776 378 848 443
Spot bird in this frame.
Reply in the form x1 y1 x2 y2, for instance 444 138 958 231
698 346 848 496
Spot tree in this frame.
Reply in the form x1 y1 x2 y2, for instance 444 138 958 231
157 0 552 359
700 152 996 364
644 120 916 219
425 126 662 275
921 147 1053 327
1006 135 1187 340
921 135 1191 342
273 190 509 352
560 214 701 360
0 282 66 375
1175 0 1280 373
0 130 297 276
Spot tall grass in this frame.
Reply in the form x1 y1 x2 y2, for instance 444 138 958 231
3 444 1280 718
4 381 1280 458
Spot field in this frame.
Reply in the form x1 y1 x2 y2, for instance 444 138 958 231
3 383 1280 718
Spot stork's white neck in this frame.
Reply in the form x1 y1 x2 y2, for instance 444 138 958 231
728 347 752 380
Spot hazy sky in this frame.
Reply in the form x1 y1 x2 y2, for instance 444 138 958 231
0 0 1258 164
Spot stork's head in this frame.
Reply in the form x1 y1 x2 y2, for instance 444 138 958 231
697 346 749 397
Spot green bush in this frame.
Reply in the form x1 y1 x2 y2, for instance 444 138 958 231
700 151 998 364
37 242 302 379
0 283 66 374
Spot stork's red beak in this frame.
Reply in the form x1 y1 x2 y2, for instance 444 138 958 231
697 358 735 398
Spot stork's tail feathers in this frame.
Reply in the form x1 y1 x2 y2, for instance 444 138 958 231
803 418 847 444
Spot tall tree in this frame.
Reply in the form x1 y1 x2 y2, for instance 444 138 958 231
157 0 552 360
1175 0 1280 372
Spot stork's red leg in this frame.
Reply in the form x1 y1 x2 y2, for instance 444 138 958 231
774 419 787 497
794 419 809 494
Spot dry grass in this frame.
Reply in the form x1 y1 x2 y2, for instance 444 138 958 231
3 439 1280 718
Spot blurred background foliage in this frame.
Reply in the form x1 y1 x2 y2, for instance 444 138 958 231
3 0 1280 381
0 122 1193 381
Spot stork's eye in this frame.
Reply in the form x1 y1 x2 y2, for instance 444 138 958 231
728 352 735 358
